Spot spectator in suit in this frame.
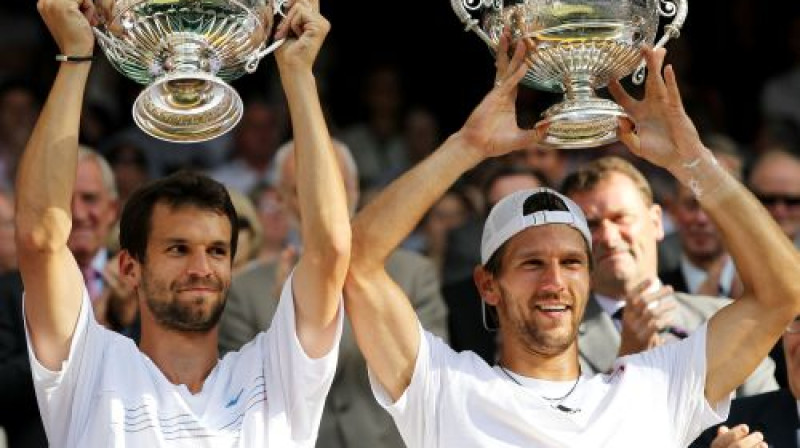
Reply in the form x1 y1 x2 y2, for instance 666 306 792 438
747 148 800 388
660 182 742 299
218 139 448 448
691 317 800 447
563 156 776 397
69 147 119 321
659 133 745 298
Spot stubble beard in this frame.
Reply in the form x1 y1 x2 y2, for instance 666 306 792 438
142 274 228 332
499 285 577 357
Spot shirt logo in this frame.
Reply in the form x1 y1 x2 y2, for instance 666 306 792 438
226 388 244 408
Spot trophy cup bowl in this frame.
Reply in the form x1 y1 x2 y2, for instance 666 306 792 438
93 0 285 143
452 0 688 149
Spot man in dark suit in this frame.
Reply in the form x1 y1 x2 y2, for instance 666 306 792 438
691 318 800 447
219 140 448 448
0 271 47 448
563 156 776 397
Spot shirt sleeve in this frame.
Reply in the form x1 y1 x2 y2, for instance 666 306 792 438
264 269 343 444
24 286 109 442
626 322 731 445
369 323 442 448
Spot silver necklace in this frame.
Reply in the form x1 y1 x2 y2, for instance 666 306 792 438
498 365 582 414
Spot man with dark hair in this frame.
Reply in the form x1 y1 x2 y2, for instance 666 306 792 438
343 38 800 445
17 1 349 446
562 156 776 396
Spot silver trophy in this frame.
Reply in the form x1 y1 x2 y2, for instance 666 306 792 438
452 0 688 149
93 0 286 143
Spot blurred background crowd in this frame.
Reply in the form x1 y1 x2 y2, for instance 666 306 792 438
2 1 800 447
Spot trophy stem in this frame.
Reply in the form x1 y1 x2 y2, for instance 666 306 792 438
132 35 242 143
535 73 628 150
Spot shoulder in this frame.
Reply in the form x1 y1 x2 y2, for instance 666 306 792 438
387 248 435 271
231 260 279 291
386 249 439 286
673 292 729 316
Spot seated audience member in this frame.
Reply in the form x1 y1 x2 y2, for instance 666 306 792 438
563 156 776 396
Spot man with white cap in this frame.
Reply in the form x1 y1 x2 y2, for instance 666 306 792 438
343 36 800 446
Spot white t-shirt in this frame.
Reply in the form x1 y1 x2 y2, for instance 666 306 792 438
371 323 730 447
26 273 342 447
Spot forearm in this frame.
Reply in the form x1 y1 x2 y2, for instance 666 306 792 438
351 133 484 266
279 65 349 356
281 69 350 278
670 151 800 310
15 63 89 248
14 63 89 368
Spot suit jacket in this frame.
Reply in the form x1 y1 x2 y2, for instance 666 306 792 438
218 249 449 448
690 388 800 448
577 292 778 398
659 266 689 294
0 271 47 447
441 276 496 364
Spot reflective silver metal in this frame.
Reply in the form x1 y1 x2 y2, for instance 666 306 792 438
93 0 286 143
451 0 688 149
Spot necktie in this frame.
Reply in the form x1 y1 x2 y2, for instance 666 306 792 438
81 266 100 302
612 307 624 321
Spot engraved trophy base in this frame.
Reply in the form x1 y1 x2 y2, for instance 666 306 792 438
133 71 243 143
536 97 628 149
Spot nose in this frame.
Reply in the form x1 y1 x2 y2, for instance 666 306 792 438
693 208 711 224
539 262 566 294
770 202 790 219
186 251 212 277
592 219 620 248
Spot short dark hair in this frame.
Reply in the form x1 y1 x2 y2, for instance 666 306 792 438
119 171 239 262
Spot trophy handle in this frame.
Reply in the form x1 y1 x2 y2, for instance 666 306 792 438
632 0 688 84
244 0 289 73
450 0 500 52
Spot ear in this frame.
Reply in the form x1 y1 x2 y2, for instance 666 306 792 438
649 203 664 242
118 250 141 290
474 265 501 306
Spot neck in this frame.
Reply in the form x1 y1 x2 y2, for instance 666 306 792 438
499 335 580 380
685 253 724 272
138 320 219 394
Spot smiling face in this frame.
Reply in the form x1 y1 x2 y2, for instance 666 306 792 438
569 172 663 297
476 225 591 357
127 202 233 332
68 157 119 267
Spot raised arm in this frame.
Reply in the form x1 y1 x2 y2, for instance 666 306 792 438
16 0 96 369
345 35 542 401
274 0 350 358
610 48 800 404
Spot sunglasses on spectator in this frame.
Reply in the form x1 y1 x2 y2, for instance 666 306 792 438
756 194 800 207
